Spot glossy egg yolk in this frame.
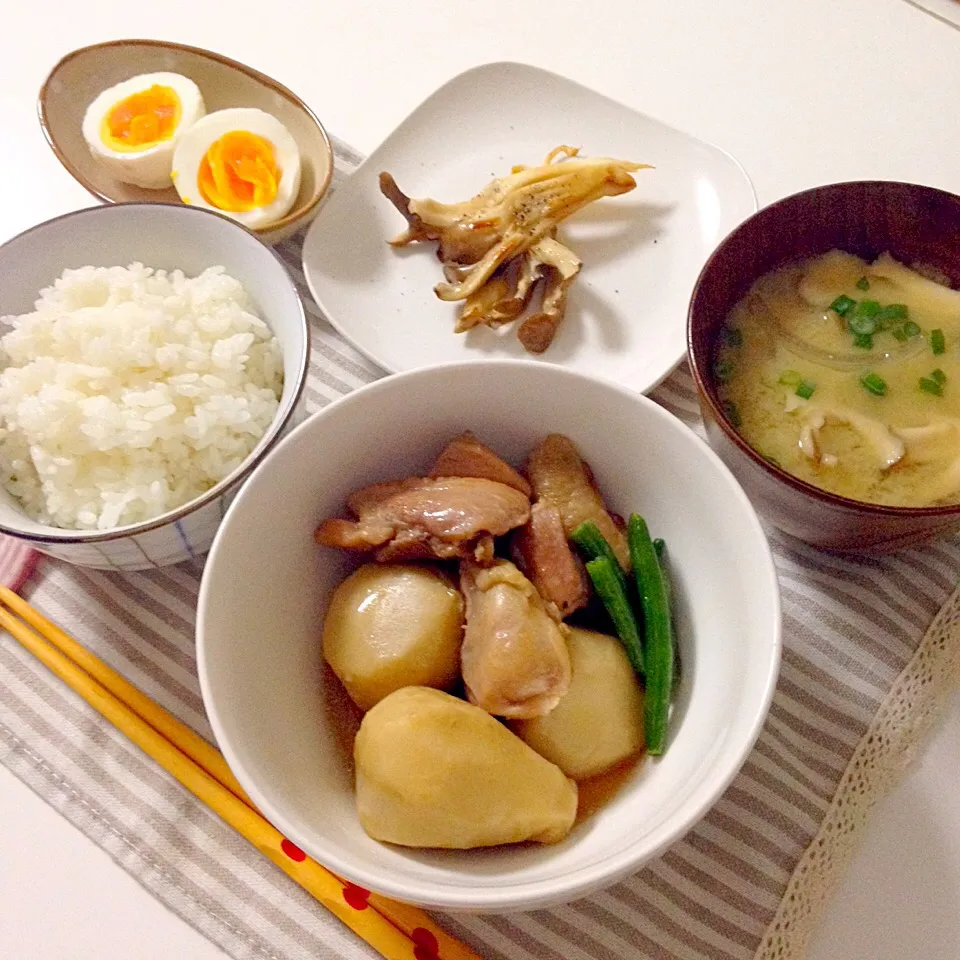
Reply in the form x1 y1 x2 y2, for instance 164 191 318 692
100 85 181 151
197 131 280 212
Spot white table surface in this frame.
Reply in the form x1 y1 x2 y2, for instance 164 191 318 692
1 1 959 956
907 0 960 26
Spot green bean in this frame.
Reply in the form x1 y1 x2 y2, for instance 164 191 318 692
571 520 629 591
628 515 674 756
584 556 644 676
652 539 672 607
654 538 683 689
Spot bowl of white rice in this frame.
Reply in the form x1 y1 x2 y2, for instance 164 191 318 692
0 202 309 569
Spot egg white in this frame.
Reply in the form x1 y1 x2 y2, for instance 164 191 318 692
82 72 205 189
171 108 302 229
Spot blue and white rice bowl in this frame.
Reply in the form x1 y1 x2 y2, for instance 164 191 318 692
0 203 308 570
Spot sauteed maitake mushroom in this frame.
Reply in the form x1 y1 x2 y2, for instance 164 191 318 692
379 146 650 353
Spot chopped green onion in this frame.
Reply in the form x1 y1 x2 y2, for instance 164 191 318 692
875 304 908 328
903 320 922 338
853 299 881 319
879 304 908 320
848 300 881 337
723 400 741 429
853 332 874 349
778 369 802 386
919 377 943 396
722 327 743 347
713 359 735 382
932 368 947 386
855 276 870 291
860 373 888 396
931 329 946 355
829 295 856 317
795 380 816 400
848 314 877 336
891 327 909 343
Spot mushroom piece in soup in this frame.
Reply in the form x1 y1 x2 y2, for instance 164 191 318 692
715 250 960 507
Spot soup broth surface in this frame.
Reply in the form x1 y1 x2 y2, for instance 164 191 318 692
716 250 960 507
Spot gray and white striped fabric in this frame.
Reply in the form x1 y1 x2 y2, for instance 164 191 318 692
2 137 956 960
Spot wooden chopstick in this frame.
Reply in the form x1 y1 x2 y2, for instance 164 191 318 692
0 586 475 956
0 585 254 805
0 587 481 960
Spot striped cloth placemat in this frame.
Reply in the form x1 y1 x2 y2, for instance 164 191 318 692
2 135 959 960
0 536 38 593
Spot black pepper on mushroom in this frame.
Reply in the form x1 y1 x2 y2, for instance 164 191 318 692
379 146 651 353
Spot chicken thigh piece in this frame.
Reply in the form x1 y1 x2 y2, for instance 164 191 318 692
315 476 529 562
460 559 572 719
429 431 532 497
526 433 630 570
511 500 589 616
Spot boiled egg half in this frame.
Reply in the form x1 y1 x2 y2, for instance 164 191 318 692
82 72 205 189
171 108 302 229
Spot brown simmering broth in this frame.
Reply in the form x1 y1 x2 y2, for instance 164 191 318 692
716 250 960 507
575 753 643 824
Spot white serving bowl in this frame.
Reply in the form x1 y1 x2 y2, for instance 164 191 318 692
0 202 308 570
196 360 781 912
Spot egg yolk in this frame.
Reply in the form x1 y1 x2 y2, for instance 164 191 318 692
100 85 181 151
197 131 280 212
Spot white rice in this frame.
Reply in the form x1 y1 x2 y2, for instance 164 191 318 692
0 263 283 531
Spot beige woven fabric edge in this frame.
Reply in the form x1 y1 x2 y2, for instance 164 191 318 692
755 579 960 958
902 0 960 31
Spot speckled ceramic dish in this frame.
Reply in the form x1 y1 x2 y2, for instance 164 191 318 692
301 61 757 392
39 39 333 245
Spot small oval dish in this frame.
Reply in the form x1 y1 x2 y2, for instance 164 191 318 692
39 39 334 245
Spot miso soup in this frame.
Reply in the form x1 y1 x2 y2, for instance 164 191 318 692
715 250 960 507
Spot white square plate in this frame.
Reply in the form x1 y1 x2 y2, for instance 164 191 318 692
301 62 757 392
